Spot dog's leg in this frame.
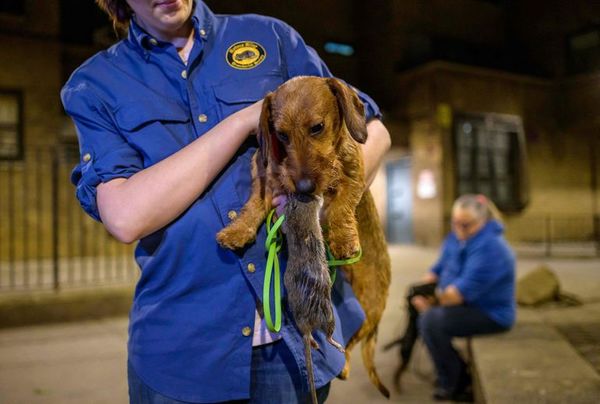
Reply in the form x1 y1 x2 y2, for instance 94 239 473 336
217 154 269 250
324 184 362 259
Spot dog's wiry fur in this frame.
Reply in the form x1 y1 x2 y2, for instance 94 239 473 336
283 195 344 404
217 76 391 398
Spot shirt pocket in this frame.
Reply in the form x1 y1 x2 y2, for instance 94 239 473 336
213 73 284 120
114 98 193 166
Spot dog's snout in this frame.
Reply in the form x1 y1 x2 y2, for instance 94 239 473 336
296 178 316 194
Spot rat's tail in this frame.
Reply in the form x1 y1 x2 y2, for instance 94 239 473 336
304 334 318 404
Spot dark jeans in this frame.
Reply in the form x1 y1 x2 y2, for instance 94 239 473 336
418 305 508 394
128 340 330 404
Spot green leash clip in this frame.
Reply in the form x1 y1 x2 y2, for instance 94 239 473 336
262 209 362 333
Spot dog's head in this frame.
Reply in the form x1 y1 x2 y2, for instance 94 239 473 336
258 76 367 197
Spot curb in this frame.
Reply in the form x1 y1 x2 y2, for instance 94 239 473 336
0 286 134 329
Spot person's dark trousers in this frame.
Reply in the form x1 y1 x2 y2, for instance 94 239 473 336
418 305 508 396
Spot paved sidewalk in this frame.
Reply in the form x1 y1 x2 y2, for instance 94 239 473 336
0 245 599 403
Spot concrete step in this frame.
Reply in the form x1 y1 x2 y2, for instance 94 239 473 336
470 309 600 404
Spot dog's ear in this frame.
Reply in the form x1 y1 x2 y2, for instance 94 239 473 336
327 78 368 144
258 93 286 166
258 93 273 167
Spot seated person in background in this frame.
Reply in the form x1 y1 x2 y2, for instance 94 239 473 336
412 194 516 401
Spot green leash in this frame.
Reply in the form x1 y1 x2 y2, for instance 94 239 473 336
263 209 285 332
262 209 362 332
325 244 362 285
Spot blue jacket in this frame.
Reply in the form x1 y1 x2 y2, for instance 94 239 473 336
431 220 516 328
61 2 380 402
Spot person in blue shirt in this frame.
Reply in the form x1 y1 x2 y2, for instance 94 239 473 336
411 194 515 402
61 0 391 403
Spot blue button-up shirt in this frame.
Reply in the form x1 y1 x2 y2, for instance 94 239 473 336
61 2 381 402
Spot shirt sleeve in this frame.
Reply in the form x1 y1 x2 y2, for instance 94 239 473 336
61 82 143 222
275 22 382 122
452 243 507 303
430 239 449 277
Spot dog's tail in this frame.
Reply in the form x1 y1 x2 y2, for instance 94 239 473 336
361 327 391 399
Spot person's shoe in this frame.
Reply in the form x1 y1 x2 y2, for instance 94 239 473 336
451 389 474 402
432 386 474 402
432 387 453 401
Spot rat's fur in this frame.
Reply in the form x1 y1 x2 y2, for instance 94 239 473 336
283 195 344 404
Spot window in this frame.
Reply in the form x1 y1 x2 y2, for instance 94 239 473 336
0 91 23 160
454 113 529 212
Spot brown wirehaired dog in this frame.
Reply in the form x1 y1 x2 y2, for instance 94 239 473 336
217 76 391 397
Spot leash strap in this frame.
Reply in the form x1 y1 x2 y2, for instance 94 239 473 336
326 245 362 285
263 210 284 332
262 209 362 332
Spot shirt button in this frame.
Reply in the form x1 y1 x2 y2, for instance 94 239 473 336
148 38 158 46
199 28 206 36
198 114 208 123
181 70 187 79
82 153 91 162
247 263 256 273
242 326 252 337
227 210 237 220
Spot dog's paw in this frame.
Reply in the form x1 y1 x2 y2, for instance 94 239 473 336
328 236 361 260
216 225 256 250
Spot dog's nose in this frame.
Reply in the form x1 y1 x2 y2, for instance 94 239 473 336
296 178 316 194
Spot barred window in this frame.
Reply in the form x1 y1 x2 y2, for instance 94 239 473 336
0 91 23 160
454 113 529 212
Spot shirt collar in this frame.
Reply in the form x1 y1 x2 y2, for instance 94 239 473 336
456 219 504 248
126 1 216 59
191 1 216 41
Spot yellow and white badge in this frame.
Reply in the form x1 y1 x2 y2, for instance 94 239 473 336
226 41 266 70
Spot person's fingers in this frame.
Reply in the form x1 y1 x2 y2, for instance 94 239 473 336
411 295 431 313
272 194 288 218
271 194 285 206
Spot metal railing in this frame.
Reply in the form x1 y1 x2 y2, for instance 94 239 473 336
0 145 137 292
505 215 600 257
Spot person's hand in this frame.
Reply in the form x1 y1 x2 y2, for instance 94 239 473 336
271 194 288 219
411 295 434 313
421 272 438 284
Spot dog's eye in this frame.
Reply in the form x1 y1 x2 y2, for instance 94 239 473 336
276 131 289 144
310 123 324 136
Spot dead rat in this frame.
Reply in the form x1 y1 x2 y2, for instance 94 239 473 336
282 194 345 404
